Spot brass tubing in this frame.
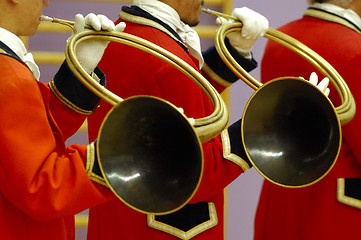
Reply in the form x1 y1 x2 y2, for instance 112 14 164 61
202 8 347 188
41 15 231 214
41 15 229 143
202 8 356 124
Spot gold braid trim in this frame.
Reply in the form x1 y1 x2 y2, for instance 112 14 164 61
0 49 9 55
304 8 361 34
49 79 92 115
337 178 361 209
119 10 187 49
221 129 250 172
202 63 232 87
147 202 218 239
86 143 108 187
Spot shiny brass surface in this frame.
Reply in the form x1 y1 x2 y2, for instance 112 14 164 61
41 15 228 214
242 77 341 187
202 8 355 124
202 8 350 187
98 96 203 214
65 30 229 142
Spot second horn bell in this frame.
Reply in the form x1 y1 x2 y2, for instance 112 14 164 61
203 8 348 187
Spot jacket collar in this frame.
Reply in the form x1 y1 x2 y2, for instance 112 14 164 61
0 40 23 62
120 5 189 53
304 5 361 33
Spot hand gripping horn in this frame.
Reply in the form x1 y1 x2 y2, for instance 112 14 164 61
41 16 228 215
202 8 356 187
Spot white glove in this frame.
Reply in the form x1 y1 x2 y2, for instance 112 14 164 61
217 7 268 58
73 13 126 73
300 72 330 97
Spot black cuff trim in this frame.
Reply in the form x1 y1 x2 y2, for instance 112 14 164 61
51 61 105 114
203 38 257 83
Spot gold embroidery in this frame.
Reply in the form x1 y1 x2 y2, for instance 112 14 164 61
147 202 218 239
86 143 95 174
89 173 107 187
49 79 93 115
119 10 187 50
202 63 232 87
304 8 361 34
86 143 108 187
221 129 250 171
337 178 361 209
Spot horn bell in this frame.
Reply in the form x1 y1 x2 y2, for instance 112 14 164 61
97 96 203 215
242 78 341 187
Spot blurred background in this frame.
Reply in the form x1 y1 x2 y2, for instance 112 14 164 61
27 0 309 239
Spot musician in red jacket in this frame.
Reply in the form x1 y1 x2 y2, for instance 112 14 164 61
85 0 270 239
0 0 125 239
254 0 361 239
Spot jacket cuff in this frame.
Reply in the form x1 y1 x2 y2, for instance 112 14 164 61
221 119 252 171
203 38 258 84
86 142 108 187
49 61 106 115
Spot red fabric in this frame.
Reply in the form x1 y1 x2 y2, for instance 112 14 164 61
0 55 113 240
254 16 361 240
86 19 244 239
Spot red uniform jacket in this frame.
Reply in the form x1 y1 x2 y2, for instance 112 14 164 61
254 7 361 240
0 41 113 240
86 5 256 240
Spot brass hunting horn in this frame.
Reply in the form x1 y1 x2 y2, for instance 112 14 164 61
41 16 228 215
202 8 356 187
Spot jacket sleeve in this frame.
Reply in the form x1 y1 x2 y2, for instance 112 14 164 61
189 120 252 203
202 37 258 92
337 52 361 165
0 56 113 221
47 61 106 139
90 36 255 204
150 63 252 203
49 60 106 115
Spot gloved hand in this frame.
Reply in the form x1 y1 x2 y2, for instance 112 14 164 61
300 72 330 97
73 13 126 73
217 7 268 58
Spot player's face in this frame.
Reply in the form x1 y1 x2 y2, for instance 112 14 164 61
174 0 204 26
16 0 49 36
